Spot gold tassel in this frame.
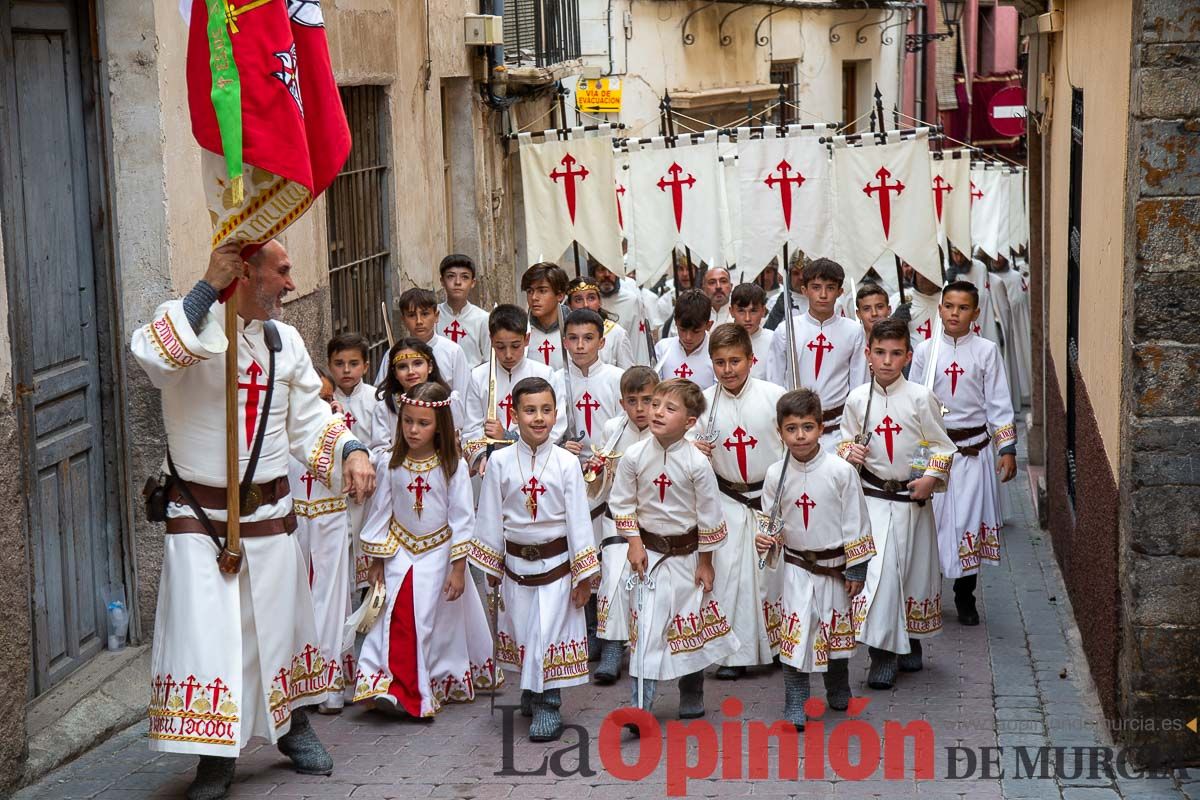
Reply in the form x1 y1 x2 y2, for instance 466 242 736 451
231 174 244 206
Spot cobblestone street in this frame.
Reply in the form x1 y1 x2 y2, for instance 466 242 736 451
14 450 1197 800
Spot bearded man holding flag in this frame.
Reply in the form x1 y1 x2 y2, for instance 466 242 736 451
130 2 371 798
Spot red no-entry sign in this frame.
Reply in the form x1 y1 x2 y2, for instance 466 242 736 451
988 86 1027 137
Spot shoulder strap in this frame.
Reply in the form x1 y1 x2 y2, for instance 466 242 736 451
240 321 282 501
166 449 223 551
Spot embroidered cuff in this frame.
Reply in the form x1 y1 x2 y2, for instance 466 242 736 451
843 561 869 583
844 533 876 566
614 514 638 533
308 419 350 487
571 546 600 582
836 440 855 460
183 280 218 333
148 311 207 370
294 497 348 519
698 523 727 547
469 539 504 577
992 423 1017 451
450 541 472 561
924 452 953 480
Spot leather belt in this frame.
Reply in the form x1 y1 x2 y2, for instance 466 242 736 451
823 404 845 434
165 513 297 537
168 476 291 511
600 535 625 548
638 527 699 556
784 547 846 579
505 536 568 561
948 424 989 457
860 467 926 506
504 560 572 587
590 502 610 521
716 475 763 511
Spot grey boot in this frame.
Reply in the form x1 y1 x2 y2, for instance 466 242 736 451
867 647 898 690
186 756 236 800
782 666 811 731
713 665 745 680
898 638 923 672
585 596 602 662
277 707 334 776
823 659 851 711
625 678 658 738
593 639 624 685
677 670 706 719
529 689 563 742
520 689 533 718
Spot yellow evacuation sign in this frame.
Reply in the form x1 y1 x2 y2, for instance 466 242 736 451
577 77 622 113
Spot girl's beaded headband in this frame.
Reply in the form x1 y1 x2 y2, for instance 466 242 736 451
399 393 452 409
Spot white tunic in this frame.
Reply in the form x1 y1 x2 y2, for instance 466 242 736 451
992 268 1031 407
601 278 653 365
609 437 740 680
963 260 1001 345
462 358 566 465
913 332 1016 578
762 451 875 672
334 381 380 587
655 335 716 389
355 456 496 715
768 313 869 445
837 378 955 653
438 301 490 368
748 326 773 380
890 290 941 345
600 318 636 370
695 378 786 667
527 321 567 371
131 301 355 756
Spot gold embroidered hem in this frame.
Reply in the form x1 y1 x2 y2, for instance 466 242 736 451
698 523 727 546
450 541 472 561
148 314 205 370
904 593 943 636
666 602 733 655
844 533 876 565
496 632 525 669
762 599 783 650
542 638 589 684
267 643 332 729
362 518 451 558
469 539 504 576
293 496 348 519
148 671 240 747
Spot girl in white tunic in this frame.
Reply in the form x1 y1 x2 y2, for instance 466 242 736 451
911 282 1017 627
354 382 496 717
367 338 464 464
757 390 875 730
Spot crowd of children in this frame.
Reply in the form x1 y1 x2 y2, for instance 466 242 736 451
290 246 1030 741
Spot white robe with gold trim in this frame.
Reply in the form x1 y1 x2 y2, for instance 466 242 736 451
335 381 379 588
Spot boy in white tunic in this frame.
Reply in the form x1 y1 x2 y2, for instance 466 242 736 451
523 262 570 370
693 325 785 679
911 282 1017 626
471 377 599 741
463 305 565 471
855 283 893 338
839 319 956 690
586 367 659 683
729 283 773 380
768 259 870 448
655 289 716 389
567 277 636 369
375 288 471 398
890 271 942 345
595 261 654 366
757 389 874 729
437 254 490 368
328 333 379 590
611 379 739 723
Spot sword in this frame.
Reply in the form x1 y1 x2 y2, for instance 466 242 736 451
758 455 790 570
488 579 503 715
625 569 656 711
854 373 876 474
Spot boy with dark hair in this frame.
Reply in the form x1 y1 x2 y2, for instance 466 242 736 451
838 319 956 690
911 281 1017 626
437 254 489 368
729 283 772 380
375 288 470 397
522 262 570 371
855 283 892 338
471 376 598 742
768 258 869 448
588 366 659 683
463 305 565 472
694 323 785 679
758 389 874 729
567 277 635 369
610 378 738 724
655 289 715 389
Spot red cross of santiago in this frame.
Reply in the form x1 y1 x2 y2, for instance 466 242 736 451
522 476 547 520
723 426 758 483
653 472 672 502
916 319 932 340
549 153 589 224
497 393 514 426
673 362 693 380
300 471 317 499
764 159 805 230
615 184 626 230
238 360 267 448
407 475 431 508
444 320 467 343
874 415 903 463
343 410 357 430
807 333 834 379
931 175 953 223
945 361 965 395
657 162 696 233
576 391 601 436
537 339 556 365
795 493 816 529
863 166 906 239
970 182 983 204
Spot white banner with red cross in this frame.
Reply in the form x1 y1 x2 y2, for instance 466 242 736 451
518 126 624 274
831 128 941 287
626 132 724 281
1006 167 1026 253
735 125 834 276
717 144 741 276
969 163 1008 260
613 149 633 260
930 150 972 258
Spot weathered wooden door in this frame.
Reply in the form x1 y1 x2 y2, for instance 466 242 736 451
0 0 122 694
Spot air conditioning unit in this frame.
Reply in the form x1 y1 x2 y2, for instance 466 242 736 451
465 14 503 46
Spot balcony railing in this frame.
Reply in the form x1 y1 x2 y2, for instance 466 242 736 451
503 0 581 68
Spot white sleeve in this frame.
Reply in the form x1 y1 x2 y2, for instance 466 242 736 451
615 328 636 370
847 325 869 389
449 346 471 398
562 457 600 585
129 300 227 389
447 461 476 561
910 340 929 387
285 339 356 491
550 370 569 443
767 324 787 386
470 459 504 578
359 467 397 557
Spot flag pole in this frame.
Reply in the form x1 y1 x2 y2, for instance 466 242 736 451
217 292 243 573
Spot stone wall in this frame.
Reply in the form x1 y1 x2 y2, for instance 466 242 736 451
1120 0 1200 766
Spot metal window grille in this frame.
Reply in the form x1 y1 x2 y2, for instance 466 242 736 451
770 61 799 124
326 86 392 371
503 0 581 67
1065 88 1083 505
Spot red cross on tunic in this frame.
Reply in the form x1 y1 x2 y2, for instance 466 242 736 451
863 167 906 239
673 362 694 380
874 415 903 463
537 339 556 365
497 393 515 427
443 320 467 343
657 162 697 232
763 159 806 230
972 322 982 336
961 529 976 550
931 175 953 222
549 153 589 224
343 410 357 430
722 426 759 483
301 643 320 673
275 667 291 696
916 319 932 340
521 476 547 520
206 678 229 710
807 332 834 379
945 361 965 395
300 471 317 499
795 493 816 529
238 360 268 447
407 475 431 517
575 391 601 436
180 674 203 710
615 184 626 230
970 182 983 204
653 472 672 503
